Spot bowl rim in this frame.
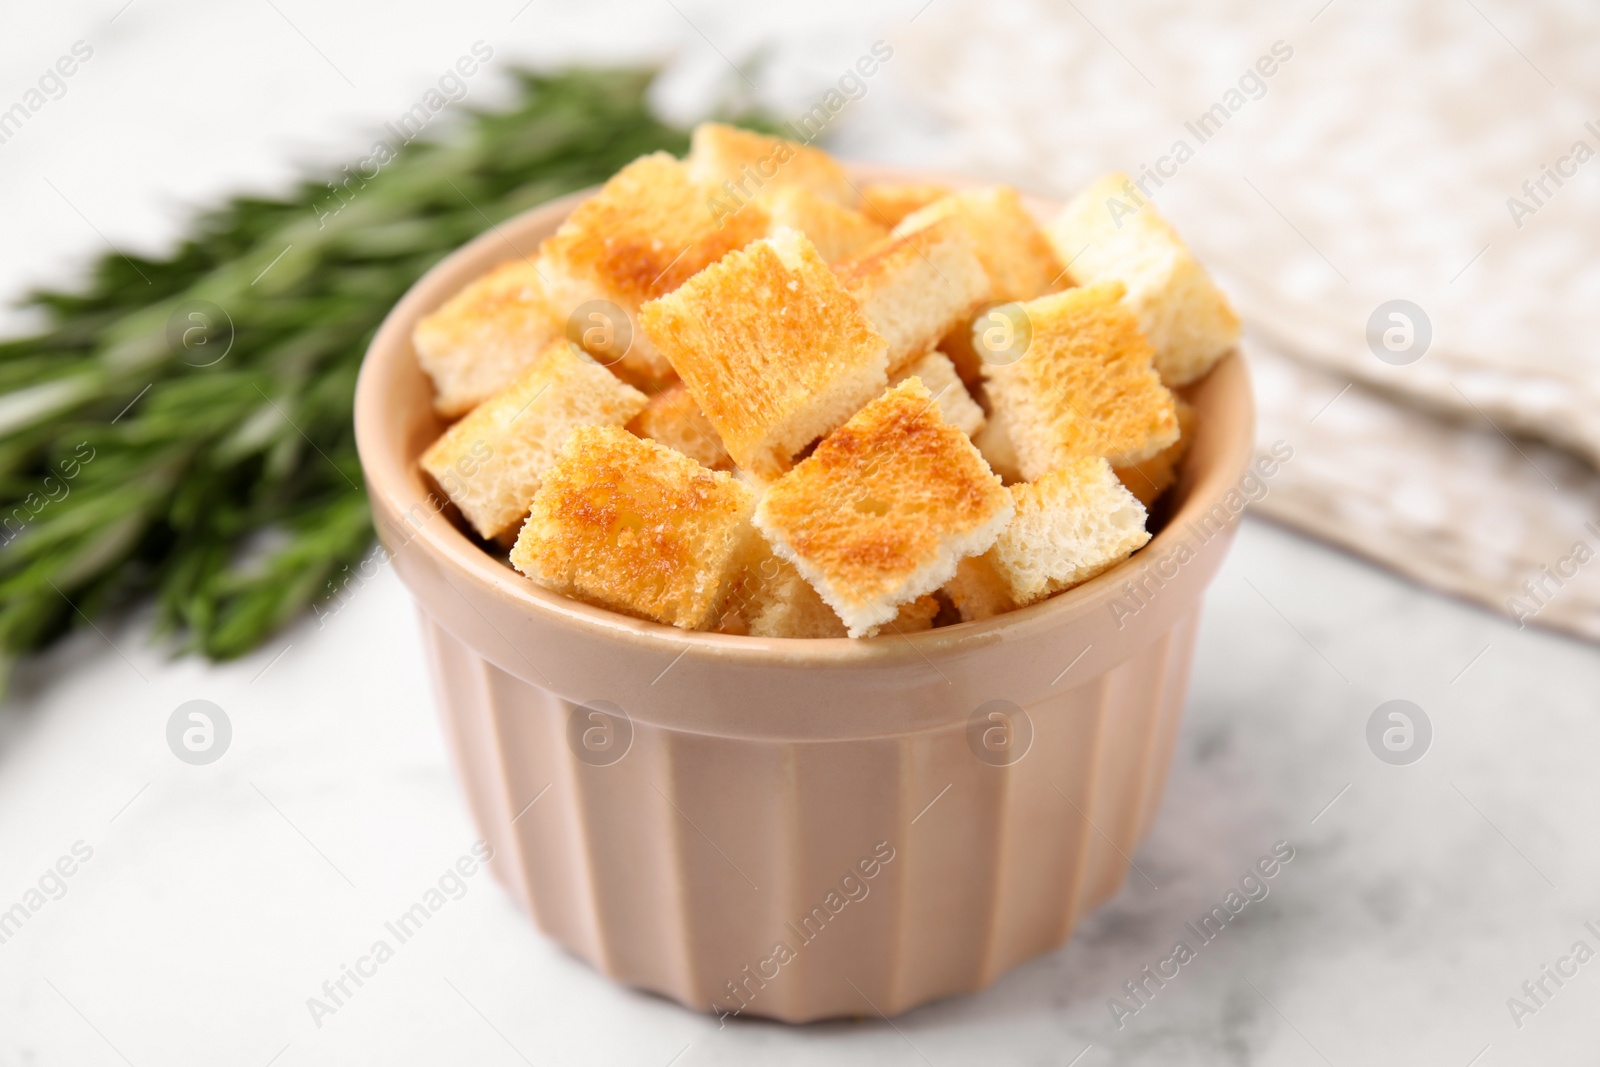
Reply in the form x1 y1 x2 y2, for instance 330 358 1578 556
353 163 1256 669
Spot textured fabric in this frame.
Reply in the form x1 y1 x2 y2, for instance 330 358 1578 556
894 0 1600 639
1250 339 1600 642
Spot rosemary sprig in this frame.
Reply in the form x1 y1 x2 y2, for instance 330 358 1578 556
0 68 712 676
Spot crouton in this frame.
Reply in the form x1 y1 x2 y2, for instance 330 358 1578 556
945 457 1150 621
835 217 992 375
639 228 889 478
538 152 767 384
420 340 647 540
972 390 1022 484
860 182 952 228
725 549 934 639
879 594 941 635
896 187 1066 384
412 261 565 418
982 283 1179 479
728 546 848 639
1046 173 1240 386
755 185 888 263
510 426 758 629
627 382 732 471
753 379 1012 637
686 122 857 208
890 350 985 437
942 554 1017 624
894 187 1062 305
1114 397 1196 507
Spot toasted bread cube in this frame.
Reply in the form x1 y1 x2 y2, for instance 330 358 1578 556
726 550 932 638
510 426 758 629
982 283 1179 479
627 382 732 471
714 610 751 636
890 350 985 437
420 341 648 540
754 379 1013 637
835 217 992 374
538 152 767 385
1114 397 1196 507
861 182 951 228
878 594 941 635
945 457 1150 621
686 122 857 207
639 228 889 478
756 186 888 263
1046 173 1240 386
994 457 1150 597
895 187 1062 304
896 187 1066 384
972 392 1022 484
942 555 1017 623
412 261 565 418
727 546 849 639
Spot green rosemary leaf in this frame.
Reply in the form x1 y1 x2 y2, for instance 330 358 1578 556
0 68 733 670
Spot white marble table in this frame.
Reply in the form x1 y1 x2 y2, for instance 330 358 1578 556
3 2 1596 1063
4 519 1593 1066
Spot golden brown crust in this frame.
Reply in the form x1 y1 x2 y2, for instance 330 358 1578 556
895 187 1063 303
627 382 733 471
539 152 767 308
755 186 888 263
1046 172 1241 386
639 230 888 477
831 221 953 289
834 217 993 374
686 123 857 207
983 283 1179 476
754 379 1011 623
860 182 951 228
895 187 1067 385
509 426 757 630
427 153 1229 639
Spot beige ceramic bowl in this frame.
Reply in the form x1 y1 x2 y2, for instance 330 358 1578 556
353 164 1255 1023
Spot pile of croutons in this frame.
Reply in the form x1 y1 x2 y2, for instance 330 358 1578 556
416 123 1238 638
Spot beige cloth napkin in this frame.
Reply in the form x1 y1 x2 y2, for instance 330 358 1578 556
893 0 1600 640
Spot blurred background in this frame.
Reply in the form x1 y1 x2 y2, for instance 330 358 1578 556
1 2 1596 1064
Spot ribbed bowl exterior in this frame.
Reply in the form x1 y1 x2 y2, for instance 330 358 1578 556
354 166 1255 1023
418 605 1201 1021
